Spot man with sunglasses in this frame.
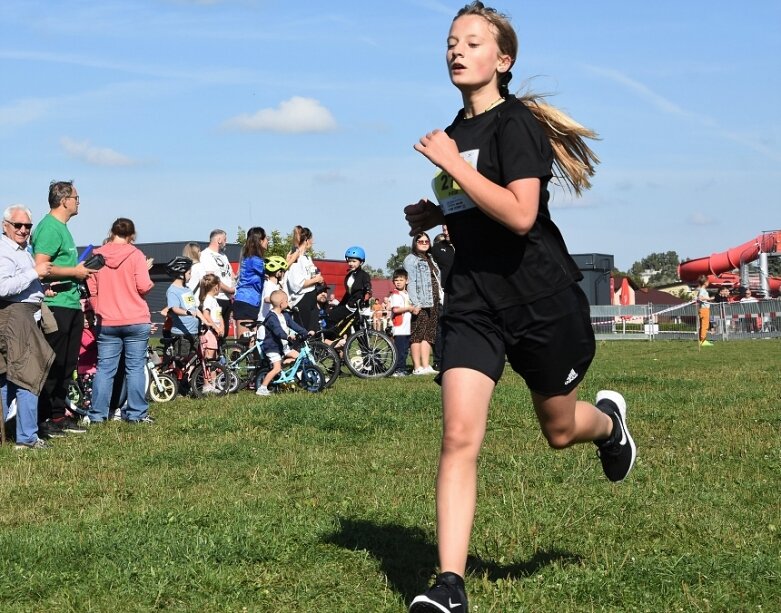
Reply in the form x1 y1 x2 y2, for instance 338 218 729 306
0 205 55 449
30 181 94 437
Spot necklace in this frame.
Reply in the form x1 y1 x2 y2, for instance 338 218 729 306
464 96 504 119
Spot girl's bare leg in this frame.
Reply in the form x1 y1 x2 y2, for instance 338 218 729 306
531 387 613 449
436 367 495 576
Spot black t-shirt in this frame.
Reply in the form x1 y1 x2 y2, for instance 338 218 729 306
433 96 582 310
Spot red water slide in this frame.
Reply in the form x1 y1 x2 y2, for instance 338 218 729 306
678 231 781 293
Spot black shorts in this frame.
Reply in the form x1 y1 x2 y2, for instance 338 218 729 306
232 299 260 321
439 284 595 396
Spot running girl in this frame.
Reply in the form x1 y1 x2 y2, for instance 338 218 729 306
405 3 636 611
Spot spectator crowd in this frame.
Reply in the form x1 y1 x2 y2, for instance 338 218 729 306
1 180 455 450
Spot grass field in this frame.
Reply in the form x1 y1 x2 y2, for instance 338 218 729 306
1 340 779 612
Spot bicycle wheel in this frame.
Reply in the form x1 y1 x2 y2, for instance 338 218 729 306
222 343 257 390
308 340 340 389
216 367 240 394
343 329 397 379
191 363 229 398
297 365 325 393
148 373 178 403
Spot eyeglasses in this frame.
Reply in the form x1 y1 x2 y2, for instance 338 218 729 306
66 195 80 203
4 220 33 230
416 239 430 245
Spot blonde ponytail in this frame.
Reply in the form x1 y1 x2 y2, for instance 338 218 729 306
518 93 600 196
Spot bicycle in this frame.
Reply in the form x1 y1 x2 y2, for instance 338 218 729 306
223 320 342 391
254 337 326 393
323 298 397 379
158 332 234 397
145 345 178 402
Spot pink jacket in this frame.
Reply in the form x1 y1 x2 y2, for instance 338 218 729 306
86 243 153 326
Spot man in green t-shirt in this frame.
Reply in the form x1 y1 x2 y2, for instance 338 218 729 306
31 181 94 437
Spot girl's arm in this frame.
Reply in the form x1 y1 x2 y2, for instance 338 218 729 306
415 130 539 235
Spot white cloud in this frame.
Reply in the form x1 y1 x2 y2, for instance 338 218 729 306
0 98 50 127
585 64 781 162
60 137 137 167
223 97 337 133
688 211 716 226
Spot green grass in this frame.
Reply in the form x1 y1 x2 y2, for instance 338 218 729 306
1 340 779 611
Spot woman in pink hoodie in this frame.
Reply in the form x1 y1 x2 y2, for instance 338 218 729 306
86 218 154 423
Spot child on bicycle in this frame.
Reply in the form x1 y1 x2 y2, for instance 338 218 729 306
257 289 312 396
327 246 372 330
405 3 636 611
164 257 207 353
198 273 224 392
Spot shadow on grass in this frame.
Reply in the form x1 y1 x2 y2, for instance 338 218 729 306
324 517 581 604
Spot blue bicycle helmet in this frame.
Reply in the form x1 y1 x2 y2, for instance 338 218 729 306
344 246 365 262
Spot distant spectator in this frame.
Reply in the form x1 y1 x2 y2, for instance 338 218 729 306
316 284 331 331
199 229 236 336
740 288 759 333
403 232 442 374
260 255 288 323
430 225 454 368
32 180 94 437
233 226 268 336
284 227 323 332
286 225 304 267
0 204 54 450
86 218 154 424
182 242 206 301
389 269 413 377
695 275 713 347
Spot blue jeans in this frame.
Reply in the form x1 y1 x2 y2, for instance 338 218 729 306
89 323 150 422
1 375 40 444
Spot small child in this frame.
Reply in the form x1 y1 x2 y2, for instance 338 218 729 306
164 257 206 351
259 255 288 323
257 290 310 396
389 269 413 376
197 274 224 393
327 245 373 327
199 273 225 352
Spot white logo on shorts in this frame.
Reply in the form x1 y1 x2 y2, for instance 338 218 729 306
564 368 578 386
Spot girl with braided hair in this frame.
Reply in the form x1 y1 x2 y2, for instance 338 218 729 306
405 3 636 611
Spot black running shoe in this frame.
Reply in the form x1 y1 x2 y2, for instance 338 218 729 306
595 390 637 482
38 419 67 439
409 572 468 613
53 416 87 434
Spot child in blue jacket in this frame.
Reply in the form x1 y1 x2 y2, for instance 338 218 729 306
257 290 311 396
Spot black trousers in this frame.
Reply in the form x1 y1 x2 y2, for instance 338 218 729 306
218 298 233 336
292 291 319 333
39 306 83 422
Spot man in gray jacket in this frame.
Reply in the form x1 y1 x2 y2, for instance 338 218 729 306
0 204 55 450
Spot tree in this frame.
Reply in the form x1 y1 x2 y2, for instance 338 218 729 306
628 251 681 286
362 264 387 279
236 227 323 259
386 245 412 276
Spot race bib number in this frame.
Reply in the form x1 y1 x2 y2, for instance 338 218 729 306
432 149 479 215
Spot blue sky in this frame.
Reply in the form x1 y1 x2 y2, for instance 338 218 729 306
1 0 779 272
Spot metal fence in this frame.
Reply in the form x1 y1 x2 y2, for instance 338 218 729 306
590 299 781 341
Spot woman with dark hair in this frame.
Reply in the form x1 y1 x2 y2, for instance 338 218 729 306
403 231 442 374
85 218 154 424
233 226 268 336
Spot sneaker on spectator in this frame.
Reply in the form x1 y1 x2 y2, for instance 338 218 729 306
53 416 87 434
422 365 439 375
125 415 155 424
595 390 636 482
38 419 67 439
410 572 469 613
412 367 427 375
14 438 49 451
391 371 408 378
111 409 122 421
256 386 271 396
